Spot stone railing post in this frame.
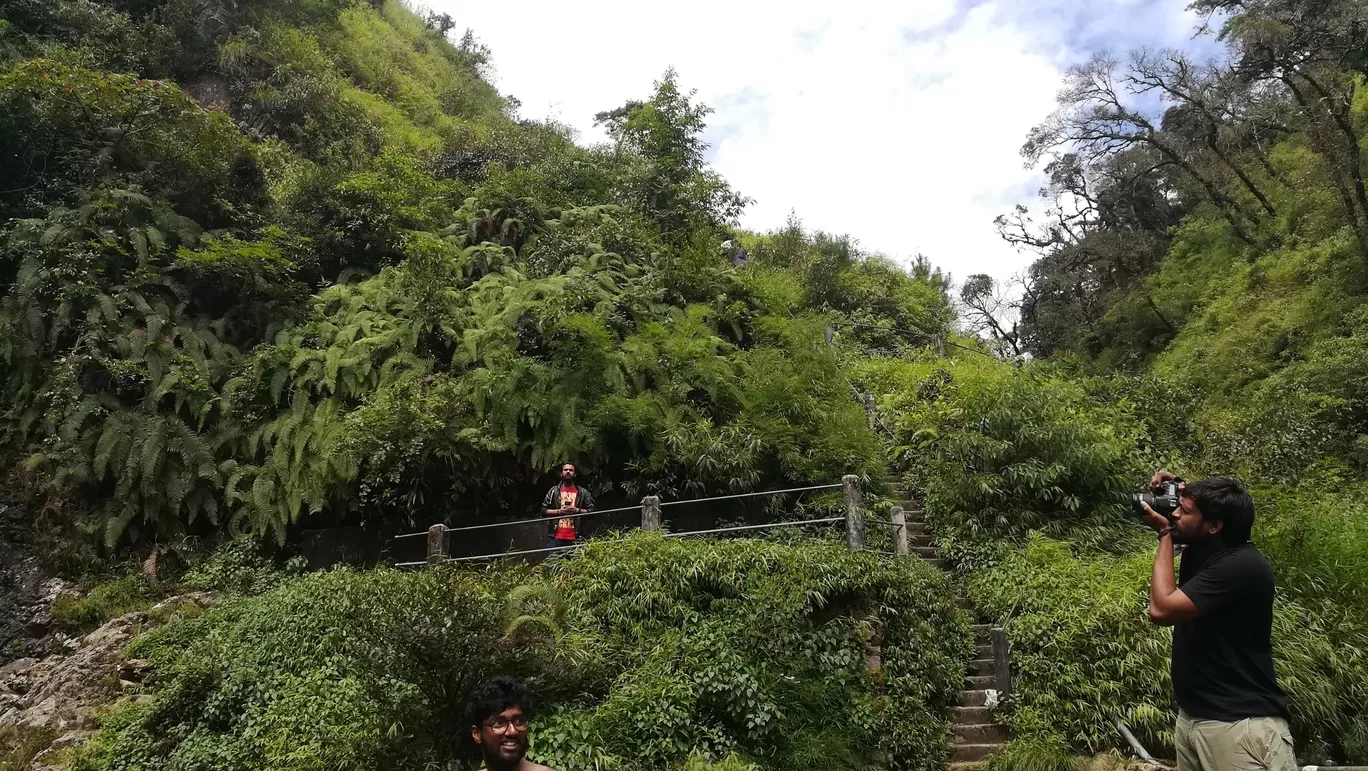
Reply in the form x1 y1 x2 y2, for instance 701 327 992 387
641 495 661 532
842 474 864 550
426 524 447 565
890 505 908 556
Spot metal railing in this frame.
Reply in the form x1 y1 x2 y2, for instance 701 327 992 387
387 475 1018 714
389 475 922 567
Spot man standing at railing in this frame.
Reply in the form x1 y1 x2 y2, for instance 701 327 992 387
541 462 594 551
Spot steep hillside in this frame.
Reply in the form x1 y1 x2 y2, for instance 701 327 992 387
894 2 1368 766
0 0 950 551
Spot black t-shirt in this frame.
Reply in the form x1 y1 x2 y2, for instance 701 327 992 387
1173 542 1290 721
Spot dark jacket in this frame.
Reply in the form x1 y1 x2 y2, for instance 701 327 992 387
541 484 595 537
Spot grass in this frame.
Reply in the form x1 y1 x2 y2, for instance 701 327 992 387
0 726 59 771
48 573 159 633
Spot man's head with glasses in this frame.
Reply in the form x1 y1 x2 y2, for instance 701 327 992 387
464 676 555 771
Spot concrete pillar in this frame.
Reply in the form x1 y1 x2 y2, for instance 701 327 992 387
641 496 661 532
843 475 864 550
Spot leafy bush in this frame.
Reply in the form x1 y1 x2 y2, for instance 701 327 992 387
1246 478 1368 628
870 358 1147 567
0 59 256 224
72 535 972 771
179 538 296 596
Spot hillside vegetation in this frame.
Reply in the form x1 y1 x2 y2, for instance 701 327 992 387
918 0 1368 766
4 0 1368 769
67 536 969 771
0 0 948 551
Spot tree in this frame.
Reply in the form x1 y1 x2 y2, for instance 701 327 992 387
1193 0 1368 261
423 11 455 36
1130 50 1283 218
995 143 1184 358
594 69 750 243
1023 52 1267 247
958 274 1024 358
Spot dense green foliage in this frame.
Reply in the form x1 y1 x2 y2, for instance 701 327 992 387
8 0 1368 767
984 0 1368 490
838 1 1368 767
0 0 949 547
0 3 960 769
862 355 1368 767
70 535 971 771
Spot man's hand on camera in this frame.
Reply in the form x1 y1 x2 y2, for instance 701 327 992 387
1150 470 1178 490
1139 501 1172 534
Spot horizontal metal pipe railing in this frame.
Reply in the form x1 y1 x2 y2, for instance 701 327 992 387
395 516 847 566
390 483 844 542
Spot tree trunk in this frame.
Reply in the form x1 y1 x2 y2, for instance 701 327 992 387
1283 73 1368 263
1143 136 1259 245
1207 139 1278 216
1145 293 1177 334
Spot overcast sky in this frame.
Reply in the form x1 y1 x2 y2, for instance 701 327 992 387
429 0 1212 281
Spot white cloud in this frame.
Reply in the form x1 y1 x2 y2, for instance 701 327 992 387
427 0 1202 281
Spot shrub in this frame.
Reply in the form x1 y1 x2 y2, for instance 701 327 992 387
875 358 1147 568
179 538 296 596
0 59 256 224
72 535 971 771
0 726 61 771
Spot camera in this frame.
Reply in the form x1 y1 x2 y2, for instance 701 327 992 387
1132 479 1181 520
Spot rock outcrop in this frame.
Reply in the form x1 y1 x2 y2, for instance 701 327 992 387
0 593 218 769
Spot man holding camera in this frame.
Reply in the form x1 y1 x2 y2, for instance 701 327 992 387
1139 472 1294 771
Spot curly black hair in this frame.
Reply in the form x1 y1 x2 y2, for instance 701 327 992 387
463 676 535 727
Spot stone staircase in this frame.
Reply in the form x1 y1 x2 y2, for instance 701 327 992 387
885 475 1008 769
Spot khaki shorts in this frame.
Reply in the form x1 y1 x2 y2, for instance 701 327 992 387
1176 710 1296 771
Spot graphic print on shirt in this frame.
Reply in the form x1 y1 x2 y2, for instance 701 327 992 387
556 487 578 540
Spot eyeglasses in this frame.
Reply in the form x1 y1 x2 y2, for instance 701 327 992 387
484 716 529 733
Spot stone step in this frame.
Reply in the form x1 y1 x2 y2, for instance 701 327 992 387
972 624 993 639
950 743 1002 763
970 658 994 676
911 546 939 558
950 706 991 725
965 675 995 689
922 558 949 571
958 690 990 707
956 596 974 610
904 522 927 535
953 723 1008 744
976 643 992 658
